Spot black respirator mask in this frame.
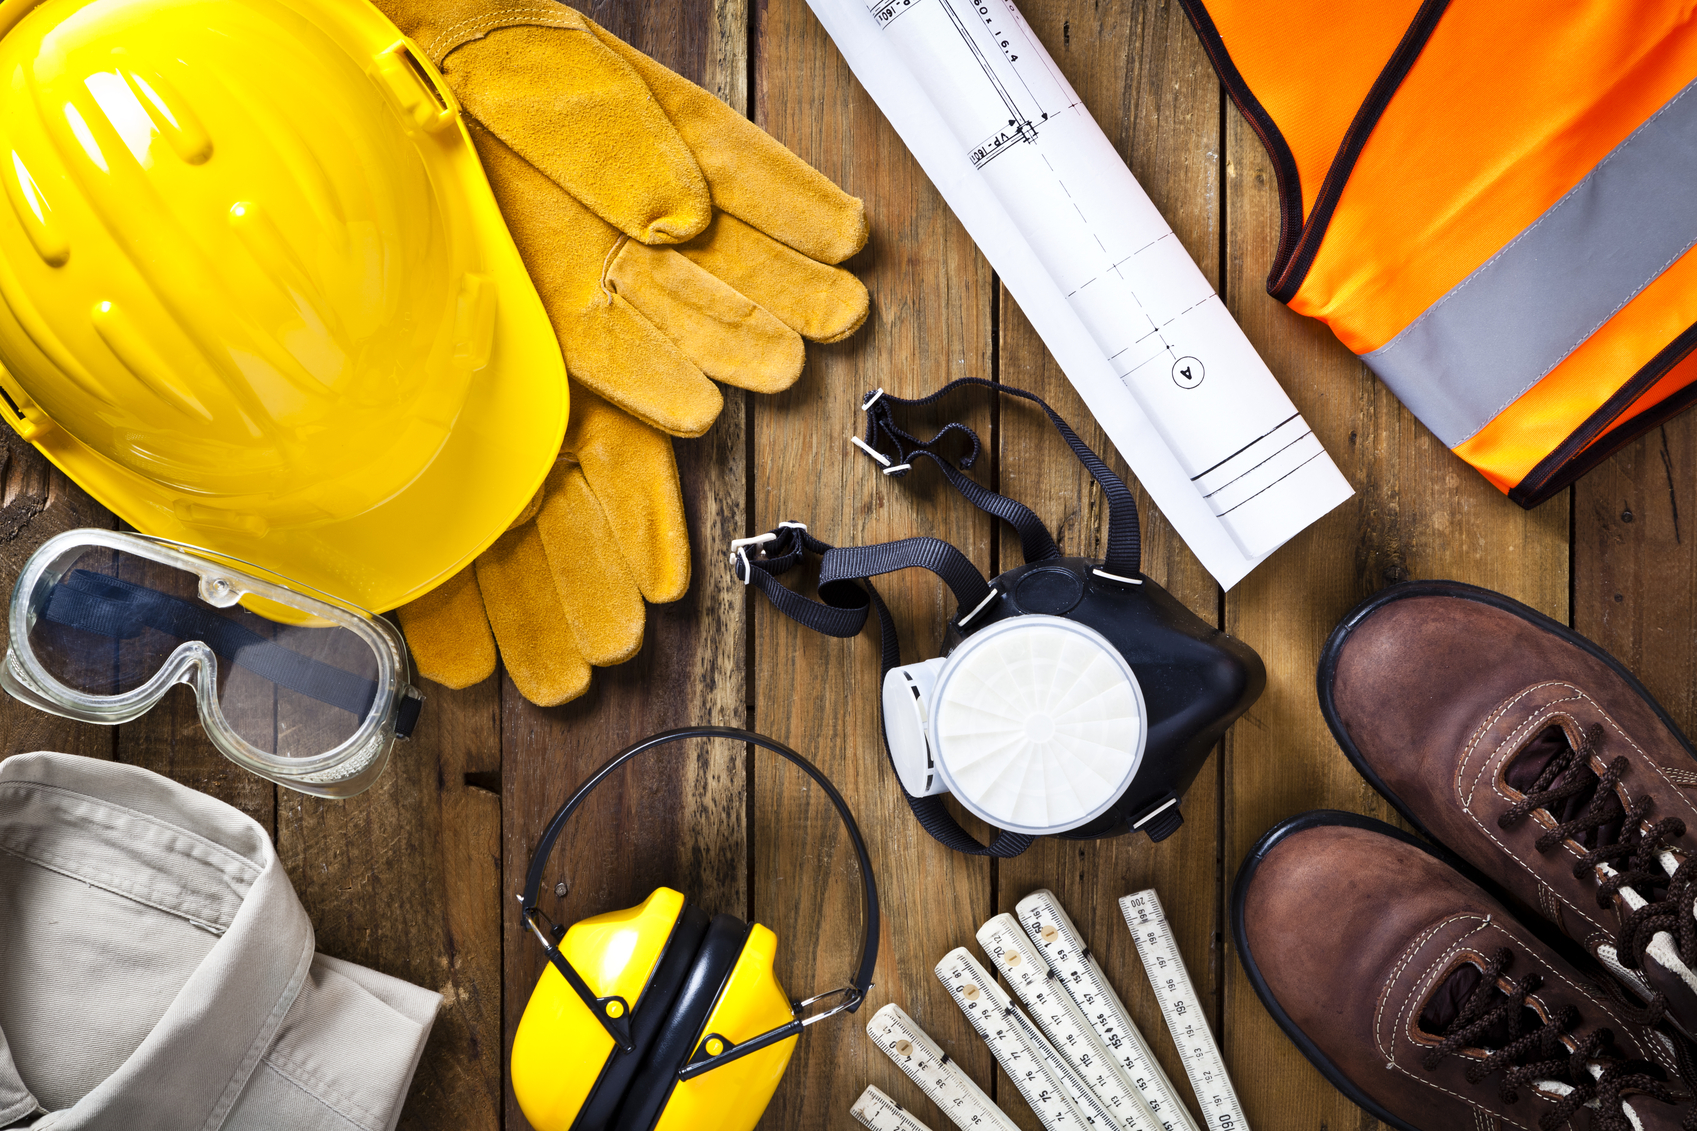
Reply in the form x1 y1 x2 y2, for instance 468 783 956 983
734 380 1265 858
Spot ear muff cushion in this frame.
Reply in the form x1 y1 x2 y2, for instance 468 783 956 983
611 913 752 1131
572 902 711 1131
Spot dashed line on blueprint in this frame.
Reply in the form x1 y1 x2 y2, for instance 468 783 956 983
852 0 1350 555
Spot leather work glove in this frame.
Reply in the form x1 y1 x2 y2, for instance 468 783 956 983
379 0 872 703
380 0 870 435
397 386 689 705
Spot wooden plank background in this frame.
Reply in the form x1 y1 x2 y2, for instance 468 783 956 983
0 0 1691 1129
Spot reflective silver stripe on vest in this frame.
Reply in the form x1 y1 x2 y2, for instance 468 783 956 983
1360 77 1697 448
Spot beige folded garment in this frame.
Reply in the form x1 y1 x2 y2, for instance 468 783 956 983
0 752 440 1131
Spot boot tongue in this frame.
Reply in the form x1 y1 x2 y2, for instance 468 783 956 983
1419 955 1678 1125
1503 725 1625 849
1503 726 1571 794
1418 963 1543 1049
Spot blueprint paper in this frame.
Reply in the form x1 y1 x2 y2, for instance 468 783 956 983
805 0 1354 587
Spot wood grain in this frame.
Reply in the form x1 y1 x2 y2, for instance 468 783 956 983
752 0 997 1124
993 1 1224 1126
1217 96 1571 1129
0 436 113 762
499 4 751 1131
9 1 1697 1130
1574 418 1697 734
280 683 505 1131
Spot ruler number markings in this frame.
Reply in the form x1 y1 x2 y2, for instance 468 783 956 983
977 915 1162 1131
867 1003 1021 1131
1016 891 1199 1131
1119 891 1250 1131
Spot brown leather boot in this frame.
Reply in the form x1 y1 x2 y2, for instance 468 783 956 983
1321 580 1697 1040
1236 811 1694 1131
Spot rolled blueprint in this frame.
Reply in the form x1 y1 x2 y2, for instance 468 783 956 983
805 0 1353 586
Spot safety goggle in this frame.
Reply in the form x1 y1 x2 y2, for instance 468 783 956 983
3 529 421 797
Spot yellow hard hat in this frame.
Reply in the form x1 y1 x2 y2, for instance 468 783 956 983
0 0 567 612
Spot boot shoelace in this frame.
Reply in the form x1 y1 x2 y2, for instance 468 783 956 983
1422 947 1683 1131
1498 724 1697 992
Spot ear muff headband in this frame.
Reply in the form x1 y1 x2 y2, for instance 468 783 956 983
520 726 881 1077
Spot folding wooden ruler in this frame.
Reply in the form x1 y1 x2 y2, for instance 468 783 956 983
1015 889 1198 1131
1120 891 1249 1131
978 913 1161 1131
857 891 1252 1131
865 1002 1020 1131
937 946 1121 1130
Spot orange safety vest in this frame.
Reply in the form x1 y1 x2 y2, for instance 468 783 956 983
1181 0 1697 506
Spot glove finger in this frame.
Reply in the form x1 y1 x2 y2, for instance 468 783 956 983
436 17 711 244
475 524 591 706
564 299 725 437
471 124 727 438
564 385 691 605
372 0 567 48
395 566 497 690
535 463 646 667
584 16 869 265
676 214 870 343
608 240 804 394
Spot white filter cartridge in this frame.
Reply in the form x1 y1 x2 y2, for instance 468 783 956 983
930 616 1145 834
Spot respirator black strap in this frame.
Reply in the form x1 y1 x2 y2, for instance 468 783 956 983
859 398 1061 567
823 538 992 612
735 527 1034 859
520 727 880 1069
732 527 992 635
858 379 1141 577
731 383 1134 860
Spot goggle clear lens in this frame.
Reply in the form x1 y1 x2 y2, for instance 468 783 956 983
9 532 415 796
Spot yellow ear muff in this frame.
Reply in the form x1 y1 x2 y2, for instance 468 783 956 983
511 887 687 1130
650 922 798 1131
513 730 880 1131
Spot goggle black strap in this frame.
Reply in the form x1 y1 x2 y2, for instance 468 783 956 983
394 691 422 739
860 379 1141 578
520 727 882 1053
735 528 1033 860
42 570 389 723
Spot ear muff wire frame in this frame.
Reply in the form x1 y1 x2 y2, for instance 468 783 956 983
519 726 881 1076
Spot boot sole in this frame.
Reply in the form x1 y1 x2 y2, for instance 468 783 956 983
1232 809 1457 1131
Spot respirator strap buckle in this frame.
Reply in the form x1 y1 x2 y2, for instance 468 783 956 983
729 532 778 585
855 389 1059 562
856 379 1141 578
729 525 876 638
